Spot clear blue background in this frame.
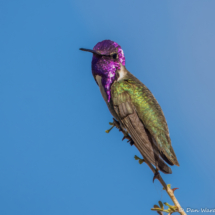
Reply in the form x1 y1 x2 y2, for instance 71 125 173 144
0 1 215 214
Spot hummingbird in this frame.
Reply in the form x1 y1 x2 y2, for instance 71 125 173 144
80 40 179 175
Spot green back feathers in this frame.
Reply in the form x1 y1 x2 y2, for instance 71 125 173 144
111 71 179 166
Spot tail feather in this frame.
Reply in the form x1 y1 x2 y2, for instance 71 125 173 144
145 128 172 174
157 156 172 174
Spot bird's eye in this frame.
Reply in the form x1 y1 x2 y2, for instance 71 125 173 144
112 53 118 59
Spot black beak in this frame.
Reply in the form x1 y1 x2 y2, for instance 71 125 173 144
79 48 109 56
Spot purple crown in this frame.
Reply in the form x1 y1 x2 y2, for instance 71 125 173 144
93 40 125 66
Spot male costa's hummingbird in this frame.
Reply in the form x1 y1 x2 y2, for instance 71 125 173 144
80 40 179 174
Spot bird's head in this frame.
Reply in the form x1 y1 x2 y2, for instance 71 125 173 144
80 40 125 102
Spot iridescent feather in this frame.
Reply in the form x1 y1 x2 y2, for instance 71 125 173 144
111 71 179 166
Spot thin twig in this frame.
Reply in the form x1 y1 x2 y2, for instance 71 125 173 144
144 160 186 215
112 119 186 215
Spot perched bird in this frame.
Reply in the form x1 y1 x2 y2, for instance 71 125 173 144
80 40 179 175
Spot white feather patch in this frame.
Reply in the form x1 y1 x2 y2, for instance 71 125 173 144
117 64 127 81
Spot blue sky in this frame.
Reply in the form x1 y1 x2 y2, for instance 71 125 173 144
0 1 215 214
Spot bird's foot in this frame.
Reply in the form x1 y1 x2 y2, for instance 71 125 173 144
122 133 134 146
106 118 134 146
153 169 160 183
112 118 134 145
112 118 122 131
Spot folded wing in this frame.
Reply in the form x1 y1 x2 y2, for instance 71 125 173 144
112 91 172 174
